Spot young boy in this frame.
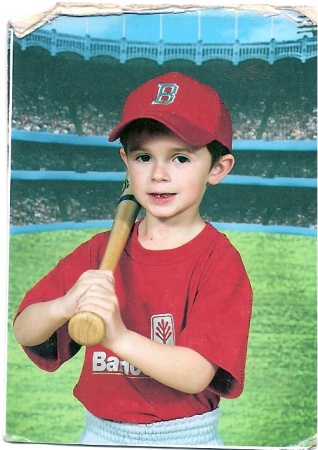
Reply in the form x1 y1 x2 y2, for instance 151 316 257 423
14 72 253 446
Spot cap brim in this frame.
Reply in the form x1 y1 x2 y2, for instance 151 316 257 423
108 111 216 147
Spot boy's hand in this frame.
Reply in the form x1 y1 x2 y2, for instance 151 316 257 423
63 270 127 347
64 272 217 394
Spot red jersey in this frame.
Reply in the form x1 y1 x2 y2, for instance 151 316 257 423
16 222 253 424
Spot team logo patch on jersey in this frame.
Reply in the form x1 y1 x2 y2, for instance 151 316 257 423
152 83 179 105
151 314 175 345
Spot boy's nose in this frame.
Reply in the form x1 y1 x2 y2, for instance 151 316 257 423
151 162 170 182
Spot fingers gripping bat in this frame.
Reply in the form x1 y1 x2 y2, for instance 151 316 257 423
68 172 140 346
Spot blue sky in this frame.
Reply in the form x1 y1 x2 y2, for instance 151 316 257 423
41 7 311 44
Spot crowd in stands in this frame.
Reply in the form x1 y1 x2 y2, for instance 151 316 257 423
10 184 119 226
11 148 125 173
10 181 317 229
11 90 120 136
231 151 316 178
10 146 317 179
11 89 317 142
231 97 317 141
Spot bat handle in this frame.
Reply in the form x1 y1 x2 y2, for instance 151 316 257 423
68 173 140 346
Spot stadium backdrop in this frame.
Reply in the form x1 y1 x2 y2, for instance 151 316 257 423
6 12 317 449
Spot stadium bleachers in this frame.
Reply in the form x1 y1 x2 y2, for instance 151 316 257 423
8 40 317 233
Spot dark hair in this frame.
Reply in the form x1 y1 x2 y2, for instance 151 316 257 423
206 141 231 167
119 119 231 167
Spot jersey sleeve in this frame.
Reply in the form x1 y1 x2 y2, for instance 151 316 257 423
13 232 108 372
177 235 253 399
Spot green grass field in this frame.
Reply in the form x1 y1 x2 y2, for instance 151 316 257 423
5 229 317 447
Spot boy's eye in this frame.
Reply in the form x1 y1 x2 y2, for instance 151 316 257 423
174 155 190 163
136 154 151 162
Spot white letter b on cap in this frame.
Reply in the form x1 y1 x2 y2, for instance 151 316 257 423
152 83 179 105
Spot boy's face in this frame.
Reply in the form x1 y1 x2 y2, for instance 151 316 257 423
120 129 232 223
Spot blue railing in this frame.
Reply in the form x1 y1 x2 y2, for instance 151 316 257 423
9 220 317 237
13 29 317 65
10 170 317 189
10 130 317 151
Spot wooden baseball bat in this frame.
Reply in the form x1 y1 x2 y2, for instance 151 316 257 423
68 172 140 346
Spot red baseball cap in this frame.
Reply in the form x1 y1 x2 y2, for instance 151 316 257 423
108 71 232 151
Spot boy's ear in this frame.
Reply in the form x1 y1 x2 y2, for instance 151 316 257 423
208 154 235 185
119 148 128 167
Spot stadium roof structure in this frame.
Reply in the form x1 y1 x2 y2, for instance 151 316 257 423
10 7 317 66
12 29 317 66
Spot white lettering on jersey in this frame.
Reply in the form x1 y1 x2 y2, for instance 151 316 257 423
151 83 179 105
92 351 142 376
93 351 107 371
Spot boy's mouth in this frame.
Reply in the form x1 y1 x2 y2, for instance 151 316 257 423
150 193 176 199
